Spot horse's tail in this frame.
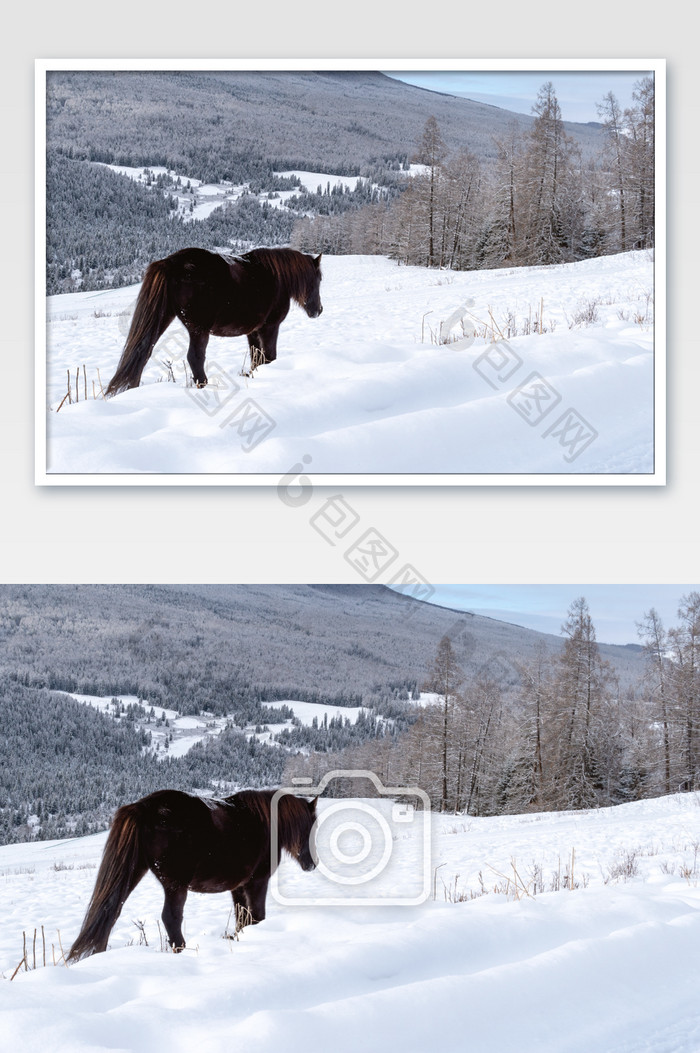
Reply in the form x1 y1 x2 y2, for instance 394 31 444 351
105 261 172 396
67 803 147 962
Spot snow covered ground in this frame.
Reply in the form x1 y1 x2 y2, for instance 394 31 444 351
255 702 369 747
2 792 699 1051
60 692 371 757
96 164 250 222
260 698 368 726
40 250 659 482
61 692 230 759
95 163 413 220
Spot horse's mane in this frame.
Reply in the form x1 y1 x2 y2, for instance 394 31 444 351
242 247 317 304
228 788 314 853
231 788 274 825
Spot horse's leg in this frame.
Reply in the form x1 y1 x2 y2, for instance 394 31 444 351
233 875 270 925
231 888 253 930
246 331 265 370
186 330 210 388
254 323 281 364
161 885 188 951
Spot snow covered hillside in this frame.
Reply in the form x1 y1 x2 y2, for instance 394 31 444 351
93 164 378 223
3 793 699 1051
42 250 657 480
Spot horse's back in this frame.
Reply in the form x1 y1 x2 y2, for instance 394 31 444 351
136 788 211 832
161 247 230 283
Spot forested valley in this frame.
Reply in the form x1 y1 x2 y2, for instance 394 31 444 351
45 70 653 294
0 585 693 845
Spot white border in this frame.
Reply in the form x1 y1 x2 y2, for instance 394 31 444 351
35 58 666 487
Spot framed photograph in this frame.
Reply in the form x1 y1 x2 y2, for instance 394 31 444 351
36 59 665 485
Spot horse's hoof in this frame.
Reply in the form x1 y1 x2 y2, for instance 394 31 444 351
195 380 208 389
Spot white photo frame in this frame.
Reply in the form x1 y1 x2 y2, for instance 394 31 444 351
36 58 665 486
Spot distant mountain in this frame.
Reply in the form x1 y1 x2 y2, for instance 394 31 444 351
46 69 605 178
0 583 642 702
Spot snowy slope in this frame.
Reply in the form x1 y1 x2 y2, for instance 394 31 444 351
2 793 699 1052
41 251 658 481
261 698 368 725
62 692 230 759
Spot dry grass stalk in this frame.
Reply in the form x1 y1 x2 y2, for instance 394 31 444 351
486 858 534 900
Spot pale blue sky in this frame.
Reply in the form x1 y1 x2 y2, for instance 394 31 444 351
386 70 651 124
410 586 699 646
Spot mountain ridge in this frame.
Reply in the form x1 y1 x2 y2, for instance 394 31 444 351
0 584 643 701
46 69 606 178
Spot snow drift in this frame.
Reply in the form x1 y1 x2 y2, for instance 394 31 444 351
41 251 658 481
2 792 699 1052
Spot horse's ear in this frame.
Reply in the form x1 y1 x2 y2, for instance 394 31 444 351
309 796 319 811
314 254 322 267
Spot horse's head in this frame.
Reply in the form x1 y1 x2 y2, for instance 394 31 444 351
302 254 323 319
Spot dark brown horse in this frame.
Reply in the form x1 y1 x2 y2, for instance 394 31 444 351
105 247 323 395
67 788 317 961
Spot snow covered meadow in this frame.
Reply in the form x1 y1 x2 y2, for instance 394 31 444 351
41 249 658 482
2 791 700 1051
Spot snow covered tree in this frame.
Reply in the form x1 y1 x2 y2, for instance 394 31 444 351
549 597 612 809
484 122 522 265
517 82 582 265
441 149 484 270
598 90 629 252
411 117 448 268
510 643 552 810
667 592 700 791
625 76 655 249
424 635 465 811
597 76 655 254
459 676 504 814
637 607 674 793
